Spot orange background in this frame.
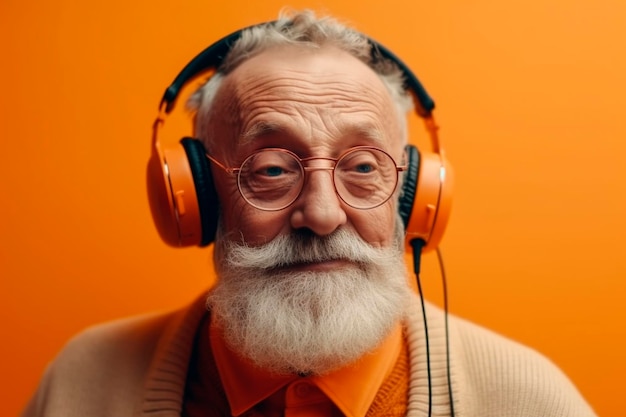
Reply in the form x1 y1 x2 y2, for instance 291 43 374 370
1 0 625 415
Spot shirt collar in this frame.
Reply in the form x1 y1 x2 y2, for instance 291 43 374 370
210 320 403 417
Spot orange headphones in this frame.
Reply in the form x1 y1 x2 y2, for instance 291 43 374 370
147 22 453 253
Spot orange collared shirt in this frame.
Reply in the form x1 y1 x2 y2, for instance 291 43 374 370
209 320 403 417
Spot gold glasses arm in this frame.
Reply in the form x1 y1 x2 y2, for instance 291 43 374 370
205 153 240 175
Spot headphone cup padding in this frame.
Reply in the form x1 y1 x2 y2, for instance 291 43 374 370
180 137 219 246
398 144 420 229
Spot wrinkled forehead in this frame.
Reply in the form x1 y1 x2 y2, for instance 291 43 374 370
210 45 404 154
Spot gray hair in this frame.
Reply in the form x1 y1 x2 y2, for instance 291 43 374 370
187 9 413 150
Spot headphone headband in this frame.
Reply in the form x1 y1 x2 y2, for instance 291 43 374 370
160 28 247 113
158 21 435 117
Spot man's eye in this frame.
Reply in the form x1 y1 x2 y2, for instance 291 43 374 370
262 166 285 177
354 163 374 173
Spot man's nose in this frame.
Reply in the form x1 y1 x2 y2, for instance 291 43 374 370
289 169 347 236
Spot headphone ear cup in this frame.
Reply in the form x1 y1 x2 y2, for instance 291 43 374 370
180 138 219 246
146 137 196 247
146 136 217 247
400 145 454 252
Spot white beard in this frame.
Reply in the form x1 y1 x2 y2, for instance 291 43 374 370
207 224 411 376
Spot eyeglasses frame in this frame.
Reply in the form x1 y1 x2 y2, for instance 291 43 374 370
205 146 408 211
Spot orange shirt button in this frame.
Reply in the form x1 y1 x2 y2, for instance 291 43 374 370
295 382 313 398
287 381 326 405
285 381 335 417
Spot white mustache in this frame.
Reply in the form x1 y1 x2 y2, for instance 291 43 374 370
223 228 399 270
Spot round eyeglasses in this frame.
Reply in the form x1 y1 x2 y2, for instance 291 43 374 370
206 146 407 211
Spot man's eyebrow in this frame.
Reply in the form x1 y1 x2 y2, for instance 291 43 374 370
239 121 284 144
350 125 385 145
239 121 386 145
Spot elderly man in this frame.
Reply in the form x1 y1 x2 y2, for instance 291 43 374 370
23 10 596 417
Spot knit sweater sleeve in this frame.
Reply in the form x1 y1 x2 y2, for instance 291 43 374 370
20 312 171 417
450 315 597 417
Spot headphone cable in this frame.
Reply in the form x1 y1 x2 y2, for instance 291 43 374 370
437 247 455 417
410 239 432 417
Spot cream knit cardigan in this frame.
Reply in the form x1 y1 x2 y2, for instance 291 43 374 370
22 293 597 417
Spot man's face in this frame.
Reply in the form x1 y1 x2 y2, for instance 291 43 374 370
205 44 411 374
208 44 405 252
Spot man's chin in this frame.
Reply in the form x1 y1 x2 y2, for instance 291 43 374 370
242 331 385 377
